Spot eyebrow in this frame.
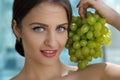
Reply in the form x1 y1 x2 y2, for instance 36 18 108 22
29 22 68 27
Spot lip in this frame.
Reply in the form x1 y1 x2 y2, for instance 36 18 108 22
40 50 57 58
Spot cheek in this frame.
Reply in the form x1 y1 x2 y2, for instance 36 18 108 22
57 32 68 46
21 33 43 54
22 37 38 53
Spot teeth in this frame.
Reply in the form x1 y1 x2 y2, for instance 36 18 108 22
45 51 53 54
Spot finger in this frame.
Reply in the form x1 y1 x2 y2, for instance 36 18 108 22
79 7 86 18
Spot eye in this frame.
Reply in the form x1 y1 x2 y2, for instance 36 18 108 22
56 25 67 32
32 26 45 32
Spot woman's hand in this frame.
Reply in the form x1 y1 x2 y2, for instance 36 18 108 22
77 0 120 31
77 0 103 18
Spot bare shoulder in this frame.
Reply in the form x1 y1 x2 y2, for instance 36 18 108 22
101 62 120 80
89 62 120 72
65 62 120 73
77 62 120 80
64 62 120 80
63 63 106 80
87 62 120 75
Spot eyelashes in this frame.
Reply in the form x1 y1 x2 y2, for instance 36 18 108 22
32 25 68 32
56 25 68 32
32 26 45 32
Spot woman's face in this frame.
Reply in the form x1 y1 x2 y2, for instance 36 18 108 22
19 2 68 65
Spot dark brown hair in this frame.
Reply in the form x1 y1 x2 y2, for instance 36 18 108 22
12 0 72 56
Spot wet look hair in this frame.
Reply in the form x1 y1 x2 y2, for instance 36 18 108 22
12 0 72 56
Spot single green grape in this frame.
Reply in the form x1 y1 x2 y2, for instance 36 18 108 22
80 40 87 47
72 34 80 41
86 31 94 39
73 41 81 49
89 48 96 56
81 47 89 57
87 16 96 25
70 56 78 62
94 22 103 31
75 49 82 58
80 24 89 34
70 23 77 31
78 61 87 70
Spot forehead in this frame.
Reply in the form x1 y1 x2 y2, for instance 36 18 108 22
33 2 67 17
21 2 68 25
37 2 66 13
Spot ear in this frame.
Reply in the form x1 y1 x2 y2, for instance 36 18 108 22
12 20 22 40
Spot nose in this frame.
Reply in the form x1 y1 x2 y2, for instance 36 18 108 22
44 32 57 48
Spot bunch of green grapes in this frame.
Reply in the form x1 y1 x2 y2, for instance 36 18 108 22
66 11 112 70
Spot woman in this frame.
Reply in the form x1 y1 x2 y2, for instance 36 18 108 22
11 0 120 80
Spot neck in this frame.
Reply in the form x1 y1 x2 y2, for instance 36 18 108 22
20 57 65 80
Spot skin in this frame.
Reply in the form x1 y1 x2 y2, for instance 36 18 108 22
12 1 120 80
77 0 120 31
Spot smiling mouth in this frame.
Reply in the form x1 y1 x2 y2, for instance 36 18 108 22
40 50 57 58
